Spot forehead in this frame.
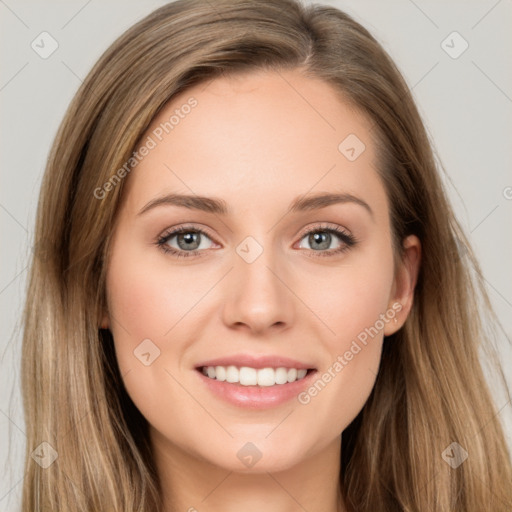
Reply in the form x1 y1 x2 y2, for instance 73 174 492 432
121 69 386 217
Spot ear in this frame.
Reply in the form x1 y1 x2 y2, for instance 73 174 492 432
383 234 421 336
100 311 110 329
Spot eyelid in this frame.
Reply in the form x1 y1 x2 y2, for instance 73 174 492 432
158 223 219 244
295 221 352 239
158 222 352 242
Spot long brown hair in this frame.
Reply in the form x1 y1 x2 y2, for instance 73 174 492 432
21 0 512 510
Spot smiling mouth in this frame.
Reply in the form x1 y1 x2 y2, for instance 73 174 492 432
197 365 317 387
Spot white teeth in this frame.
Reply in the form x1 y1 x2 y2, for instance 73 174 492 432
226 365 238 383
201 365 310 386
257 368 274 387
275 367 288 384
239 366 257 386
297 368 307 379
215 365 226 382
287 368 297 383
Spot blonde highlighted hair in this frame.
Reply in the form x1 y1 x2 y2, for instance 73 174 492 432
21 0 512 510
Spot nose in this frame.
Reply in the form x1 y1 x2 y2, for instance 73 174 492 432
222 243 295 335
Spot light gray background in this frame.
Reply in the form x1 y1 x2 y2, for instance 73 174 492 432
1 0 511 509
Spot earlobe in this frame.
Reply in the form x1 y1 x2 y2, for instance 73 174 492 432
100 312 110 329
384 234 421 336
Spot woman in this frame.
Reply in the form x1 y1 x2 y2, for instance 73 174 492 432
21 0 512 510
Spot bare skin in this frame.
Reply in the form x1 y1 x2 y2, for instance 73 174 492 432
102 68 421 512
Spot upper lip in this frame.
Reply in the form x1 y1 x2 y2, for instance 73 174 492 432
195 354 316 370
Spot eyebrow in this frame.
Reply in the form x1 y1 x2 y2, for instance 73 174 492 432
137 191 374 219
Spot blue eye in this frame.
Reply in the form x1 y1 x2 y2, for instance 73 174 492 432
156 226 215 259
155 224 357 259
297 226 357 257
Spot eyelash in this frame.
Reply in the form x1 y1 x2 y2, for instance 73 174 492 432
155 223 358 259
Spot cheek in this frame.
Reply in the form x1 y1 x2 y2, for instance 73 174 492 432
104 247 200 428
105 242 210 353
104 245 186 395
295 235 395 346
293 240 394 431
106 263 166 362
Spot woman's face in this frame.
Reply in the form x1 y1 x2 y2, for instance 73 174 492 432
103 69 419 473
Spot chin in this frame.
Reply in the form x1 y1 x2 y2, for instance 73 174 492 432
194 435 311 474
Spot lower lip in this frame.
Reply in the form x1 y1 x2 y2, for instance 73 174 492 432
195 368 317 409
